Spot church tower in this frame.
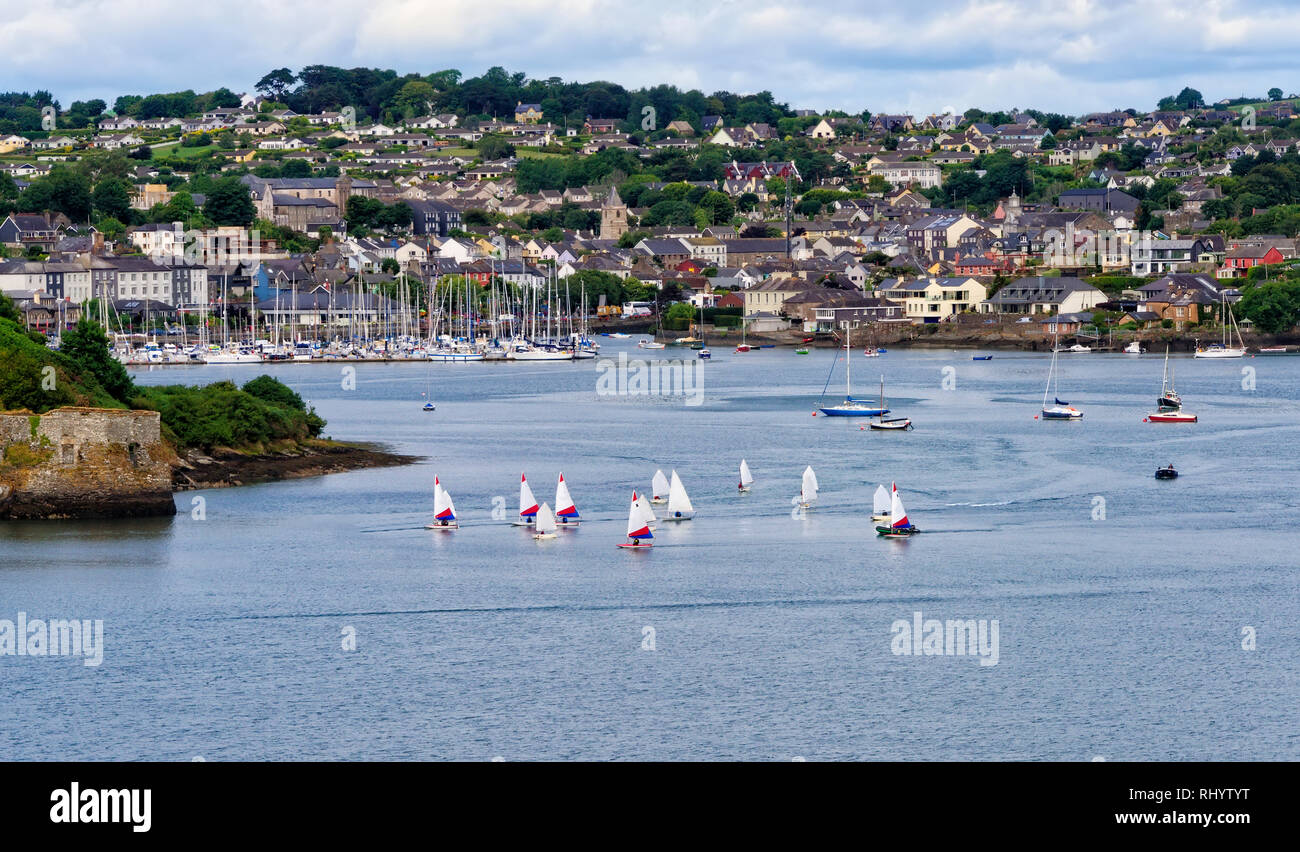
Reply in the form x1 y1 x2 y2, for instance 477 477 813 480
600 185 628 241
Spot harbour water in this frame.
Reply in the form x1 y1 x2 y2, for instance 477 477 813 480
2 342 1298 760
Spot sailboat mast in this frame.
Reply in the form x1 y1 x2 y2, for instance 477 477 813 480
845 325 851 398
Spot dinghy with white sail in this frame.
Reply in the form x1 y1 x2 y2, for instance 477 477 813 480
533 502 558 540
876 481 919 537
555 473 580 526
425 476 458 530
738 459 754 493
651 469 670 504
871 484 890 522
798 465 819 509
618 492 655 548
665 470 695 521
514 472 539 525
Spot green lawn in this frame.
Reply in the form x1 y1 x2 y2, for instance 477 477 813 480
152 141 218 159
1228 99 1300 113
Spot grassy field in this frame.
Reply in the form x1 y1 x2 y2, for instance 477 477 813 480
151 141 219 159
1227 99 1300 113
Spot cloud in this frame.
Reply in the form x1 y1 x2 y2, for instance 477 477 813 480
3 0 1300 113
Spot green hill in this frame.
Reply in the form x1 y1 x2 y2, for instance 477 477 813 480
1 298 326 453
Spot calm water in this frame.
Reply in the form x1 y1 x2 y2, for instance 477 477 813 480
2 342 1298 760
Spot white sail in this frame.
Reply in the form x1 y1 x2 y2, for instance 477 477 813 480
633 491 657 528
889 482 909 528
873 484 890 516
651 469 670 503
739 459 754 488
626 493 653 540
555 473 579 521
519 473 538 521
667 470 694 517
534 502 557 534
801 466 819 502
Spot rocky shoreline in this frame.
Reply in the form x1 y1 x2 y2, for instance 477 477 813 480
172 441 421 491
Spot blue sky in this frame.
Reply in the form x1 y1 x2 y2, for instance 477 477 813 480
4 0 1300 114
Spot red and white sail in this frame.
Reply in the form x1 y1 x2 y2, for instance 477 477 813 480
434 476 457 521
555 473 579 521
889 481 910 529
518 472 539 522
626 492 653 541
633 490 657 529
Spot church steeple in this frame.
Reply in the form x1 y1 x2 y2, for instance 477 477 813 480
600 184 628 240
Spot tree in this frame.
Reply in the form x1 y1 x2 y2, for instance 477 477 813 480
1269 88 1284 102
256 68 297 101
207 87 242 109
19 168 93 222
0 291 19 323
391 80 436 119
697 190 735 225
203 177 256 226
1173 87 1204 110
1237 280 1300 333
92 177 132 222
96 217 126 242
476 133 515 161
60 318 134 403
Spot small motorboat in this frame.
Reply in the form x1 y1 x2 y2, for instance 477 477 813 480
972 355 993 361
1147 410 1197 423
795 347 810 354
1258 346 1289 353
698 348 711 359
734 343 752 352
1124 341 1145 354
870 417 913 430
638 339 666 350
1155 464 1178 480
862 348 881 358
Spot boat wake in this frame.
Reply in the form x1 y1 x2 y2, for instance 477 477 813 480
207 587 1149 622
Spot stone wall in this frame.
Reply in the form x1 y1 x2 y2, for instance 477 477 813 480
0 408 177 519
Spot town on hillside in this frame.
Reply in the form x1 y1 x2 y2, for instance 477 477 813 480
3 74 1300 351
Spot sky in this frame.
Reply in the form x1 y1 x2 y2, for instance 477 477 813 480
4 0 1300 115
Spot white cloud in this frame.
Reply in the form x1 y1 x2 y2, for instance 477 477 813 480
3 0 1300 114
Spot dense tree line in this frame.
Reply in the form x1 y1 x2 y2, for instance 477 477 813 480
256 65 794 133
